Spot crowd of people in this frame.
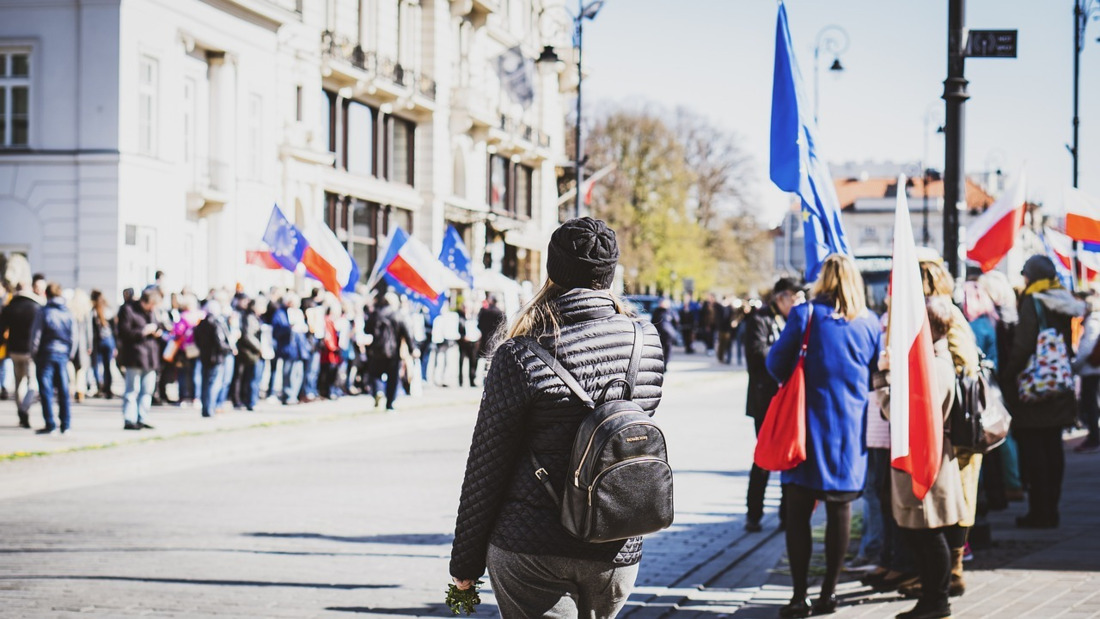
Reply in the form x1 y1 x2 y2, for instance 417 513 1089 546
0 271 511 434
742 252 1093 619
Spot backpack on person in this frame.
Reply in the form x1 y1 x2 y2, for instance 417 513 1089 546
1017 298 1075 403
521 322 674 543
371 311 399 359
950 357 1011 454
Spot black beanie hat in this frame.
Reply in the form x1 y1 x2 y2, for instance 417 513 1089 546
546 217 620 290
1021 254 1057 282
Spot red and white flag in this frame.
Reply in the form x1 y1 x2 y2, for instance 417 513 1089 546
966 172 1027 272
889 175 941 500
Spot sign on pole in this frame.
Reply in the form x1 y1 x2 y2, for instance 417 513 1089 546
965 30 1018 58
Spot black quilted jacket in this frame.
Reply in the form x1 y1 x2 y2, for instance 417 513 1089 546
449 289 665 580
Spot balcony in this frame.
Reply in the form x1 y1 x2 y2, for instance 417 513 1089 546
321 33 436 106
186 158 231 217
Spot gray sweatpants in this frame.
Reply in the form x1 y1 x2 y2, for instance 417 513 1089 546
486 544 639 619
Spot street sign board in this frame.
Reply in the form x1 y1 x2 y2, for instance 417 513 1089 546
966 30 1017 58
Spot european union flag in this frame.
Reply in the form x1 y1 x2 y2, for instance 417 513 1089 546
261 205 307 274
770 2 851 281
439 225 475 288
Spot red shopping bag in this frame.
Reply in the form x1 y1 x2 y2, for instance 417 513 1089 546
753 305 812 472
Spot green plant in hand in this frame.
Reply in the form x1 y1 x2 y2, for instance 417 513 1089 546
446 580 482 616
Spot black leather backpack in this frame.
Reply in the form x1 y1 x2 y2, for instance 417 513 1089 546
522 322 674 543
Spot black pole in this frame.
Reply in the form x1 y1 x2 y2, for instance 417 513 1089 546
923 169 931 246
1074 0 1082 189
574 6 584 219
943 0 968 278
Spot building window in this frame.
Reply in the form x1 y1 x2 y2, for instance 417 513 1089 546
453 149 466 199
182 78 196 164
489 154 508 211
248 94 262 179
295 85 303 122
321 89 336 157
346 100 375 177
388 116 414 185
515 164 533 218
0 50 31 148
326 192 382 282
138 55 158 156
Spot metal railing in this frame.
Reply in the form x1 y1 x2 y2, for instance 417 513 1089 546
321 32 437 102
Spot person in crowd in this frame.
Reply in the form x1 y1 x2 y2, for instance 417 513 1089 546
978 271 1025 503
319 304 343 399
272 294 307 405
365 292 414 410
301 291 324 403
30 282 74 434
417 305 433 384
1003 255 1085 529
457 300 480 388
962 281 998 367
477 295 505 377
432 304 461 387
449 217 665 618
0 278 43 428
215 293 239 411
679 293 697 354
650 298 680 368
0 281 8 401
765 254 880 618
91 290 117 399
742 277 803 533
233 296 263 411
1072 292 1100 453
884 297 969 619
171 294 205 408
151 287 176 406
699 293 717 355
262 290 282 400
193 299 234 418
68 288 94 403
117 287 163 430
716 296 735 364
734 303 752 366
914 258 982 596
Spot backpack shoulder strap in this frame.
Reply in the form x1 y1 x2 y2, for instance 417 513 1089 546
518 337 595 409
1033 297 1048 331
625 321 644 390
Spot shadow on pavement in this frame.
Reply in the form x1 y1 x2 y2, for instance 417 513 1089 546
327 603 497 616
246 532 453 545
0 575 396 589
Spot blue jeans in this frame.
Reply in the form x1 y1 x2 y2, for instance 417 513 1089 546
216 355 234 407
201 358 226 417
281 359 304 404
859 448 888 562
122 367 156 425
93 339 115 395
304 349 321 398
178 358 197 402
36 354 71 431
251 359 266 404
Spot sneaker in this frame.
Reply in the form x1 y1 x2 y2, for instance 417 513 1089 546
744 518 763 533
137 422 155 430
35 427 56 435
845 555 878 571
123 421 142 430
60 428 72 435
962 543 973 562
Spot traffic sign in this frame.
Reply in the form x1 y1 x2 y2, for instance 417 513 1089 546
966 30 1017 58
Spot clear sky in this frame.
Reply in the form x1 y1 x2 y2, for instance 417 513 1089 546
579 0 1100 225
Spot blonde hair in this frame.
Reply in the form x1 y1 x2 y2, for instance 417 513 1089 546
919 260 955 297
809 253 867 321
506 279 633 343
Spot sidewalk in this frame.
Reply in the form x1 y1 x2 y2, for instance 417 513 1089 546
644 429 1100 618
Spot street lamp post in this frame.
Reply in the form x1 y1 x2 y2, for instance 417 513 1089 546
943 0 969 279
813 25 849 126
1072 0 1099 189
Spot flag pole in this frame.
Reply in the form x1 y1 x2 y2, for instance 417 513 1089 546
364 228 396 293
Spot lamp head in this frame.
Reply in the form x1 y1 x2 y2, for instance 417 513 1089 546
536 45 560 64
581 0 605 20
829 58 844 72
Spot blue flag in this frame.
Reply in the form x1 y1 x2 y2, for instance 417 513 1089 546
770 2 851 281
261 205 307 274
439 225 475 288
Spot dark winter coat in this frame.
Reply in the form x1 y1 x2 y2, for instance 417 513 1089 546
743 304 784 421
364 305 411 372
476 303 505 353
31 298 74 360
193 314 233 366
0 293 43 355
1002 285 1086 429
116 301 161 372
449 289 666 581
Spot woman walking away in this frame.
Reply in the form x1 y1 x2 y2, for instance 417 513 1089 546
449 218 665 618
1004 255 1085 528
886 297 969 619
766 254 881 618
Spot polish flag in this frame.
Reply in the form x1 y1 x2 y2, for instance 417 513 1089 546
245 250 282 270
1046 227 1100 281
966 172 1027 272
1065 187 1100 245
889 175 941 500
300 218 360 296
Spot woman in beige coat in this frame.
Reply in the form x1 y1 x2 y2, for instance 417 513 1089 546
885 297 967 619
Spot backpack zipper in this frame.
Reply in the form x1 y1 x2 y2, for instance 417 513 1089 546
575 417 655 487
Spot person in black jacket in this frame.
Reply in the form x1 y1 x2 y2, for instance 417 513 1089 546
117 288 163 430
743 277 803 532
650 297 680 368
30 282 74 434
476 296 505 381
450 217 666 618
364 292 414 410
0 280 43 428
193 300 234 418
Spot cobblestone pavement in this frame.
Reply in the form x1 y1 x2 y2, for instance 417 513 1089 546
0 356 772 617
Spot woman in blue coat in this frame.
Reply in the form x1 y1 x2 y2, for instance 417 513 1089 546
766 254 881 618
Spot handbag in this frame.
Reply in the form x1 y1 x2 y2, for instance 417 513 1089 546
950 357 1011 454
1018 298 1074 403
753 304 812 472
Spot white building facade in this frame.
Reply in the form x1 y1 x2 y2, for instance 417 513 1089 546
0 0 571 299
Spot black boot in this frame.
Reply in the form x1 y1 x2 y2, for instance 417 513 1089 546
18 412 30 429
896 599 952 619
779 596 812 619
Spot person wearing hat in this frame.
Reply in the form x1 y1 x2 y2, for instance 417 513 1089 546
742 276 803 533
449 217 666 618
1003 254 1085 529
